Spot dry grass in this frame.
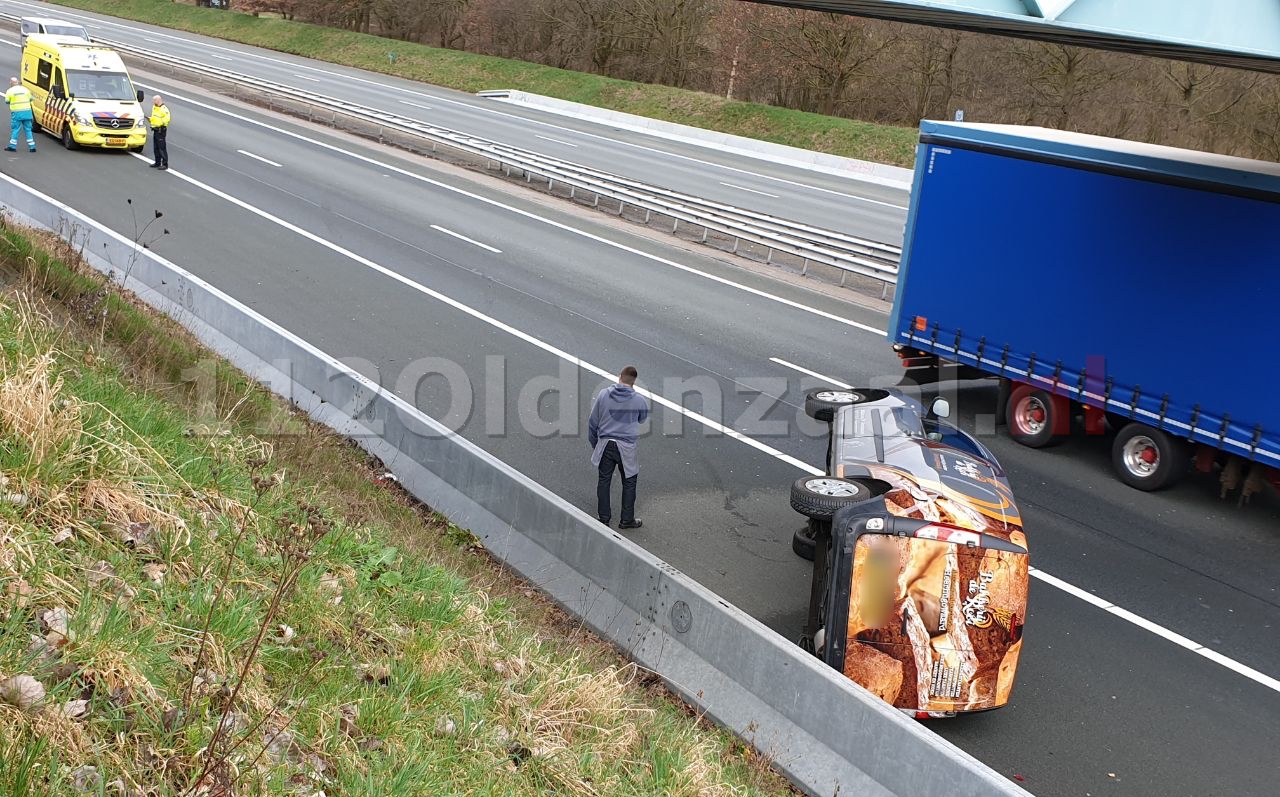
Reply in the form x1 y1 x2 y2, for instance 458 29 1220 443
0 223 796 797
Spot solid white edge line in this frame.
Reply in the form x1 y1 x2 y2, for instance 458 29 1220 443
1029 568 1280 694
429 224 501 253
236 149 283 168
125 152 825 477
535 134 578 148
720 181 780 199
769 357 854 390
107 78 1279 699
131 79 890 337
1 0 909 208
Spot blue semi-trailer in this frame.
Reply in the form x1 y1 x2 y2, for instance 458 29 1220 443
889 121 1280 498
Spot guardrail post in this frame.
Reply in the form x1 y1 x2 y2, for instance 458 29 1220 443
766 248 774 264
618 201 626 216
644 209 651 223
701 227 709 243
593 193 600 208
801 258 809 276
672 218 679 233
732 237 740 254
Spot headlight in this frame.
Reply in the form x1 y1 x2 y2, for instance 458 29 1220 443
72 112 92 127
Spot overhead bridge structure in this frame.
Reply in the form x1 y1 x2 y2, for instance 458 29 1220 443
746 0 1280 72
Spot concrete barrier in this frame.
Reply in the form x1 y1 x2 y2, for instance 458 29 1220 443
483 90 915 190
0 174 1026 797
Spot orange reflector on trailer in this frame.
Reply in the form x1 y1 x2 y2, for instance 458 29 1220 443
914 316 927 331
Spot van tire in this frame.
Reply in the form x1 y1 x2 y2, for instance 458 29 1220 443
804 388 887 423
61 124 78 151
790 476 873 521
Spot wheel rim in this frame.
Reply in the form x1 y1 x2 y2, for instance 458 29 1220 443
814 390 861 404
806 478 862 497
1122 435 1160 477
1014 395 1048 435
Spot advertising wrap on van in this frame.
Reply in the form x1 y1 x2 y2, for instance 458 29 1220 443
839 528 1027 713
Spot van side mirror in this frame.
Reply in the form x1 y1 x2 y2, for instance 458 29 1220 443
928 397 951 420
51 85 65 100
137 89 144 103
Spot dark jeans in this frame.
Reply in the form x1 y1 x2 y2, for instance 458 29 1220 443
596 441 637 523
152 126 168 167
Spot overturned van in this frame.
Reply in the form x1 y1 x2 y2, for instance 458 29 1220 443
790 388 1029 717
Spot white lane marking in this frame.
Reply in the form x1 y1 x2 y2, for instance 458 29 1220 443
144 37 163 43
429 224 501 253
720 182 780 198
769 358 853 389
210 54 234 62
237 149 282 168
535 134 578 148
126 152 819 473
398 100 434 111
132 81 889 337
292 74 321 82
1030 568 1280 694
104 80 1279 695
5 0 908 208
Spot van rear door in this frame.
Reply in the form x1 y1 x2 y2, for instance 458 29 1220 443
822 513 1028 715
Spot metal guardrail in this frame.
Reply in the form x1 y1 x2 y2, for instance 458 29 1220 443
10 15 902 292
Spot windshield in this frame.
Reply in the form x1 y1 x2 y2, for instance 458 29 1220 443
66 70 135 101
47 25 89 39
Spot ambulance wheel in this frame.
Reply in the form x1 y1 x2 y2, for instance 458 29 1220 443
804 388 887 423
61 125 78 151
790 476 872 522
1112 423 1188 491
130 146 144 153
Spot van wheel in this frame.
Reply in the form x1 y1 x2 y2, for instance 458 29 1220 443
792 520 826 560
129 146 144 153
61 124 78 151
1112 423 1187 491
790 476 873 522
804 388 887 422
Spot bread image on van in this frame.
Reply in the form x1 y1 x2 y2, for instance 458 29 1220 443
21 34 148 152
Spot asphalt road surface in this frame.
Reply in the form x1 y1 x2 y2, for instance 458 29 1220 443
0 0 909 243
1 40 1277 797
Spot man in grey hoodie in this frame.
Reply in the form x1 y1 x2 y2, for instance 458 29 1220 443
588 366 650 529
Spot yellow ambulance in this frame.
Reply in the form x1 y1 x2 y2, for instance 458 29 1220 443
20 34 148 151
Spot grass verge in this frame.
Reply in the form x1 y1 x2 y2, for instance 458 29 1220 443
0 217 793 796
41 0 917 168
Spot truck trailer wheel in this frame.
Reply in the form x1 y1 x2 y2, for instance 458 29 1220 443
804 388 886 422
1112 423 1188 491
1007 385 1063 448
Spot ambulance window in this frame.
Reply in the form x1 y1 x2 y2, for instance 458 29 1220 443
35 59 52 91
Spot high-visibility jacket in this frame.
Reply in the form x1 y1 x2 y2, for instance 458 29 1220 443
5 85 32 114
149 103 170 128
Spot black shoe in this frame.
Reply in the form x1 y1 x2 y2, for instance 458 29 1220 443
4 146 15 152
619 519 643 530
150 163 160 168
159 165 169 170
597 517 610 525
